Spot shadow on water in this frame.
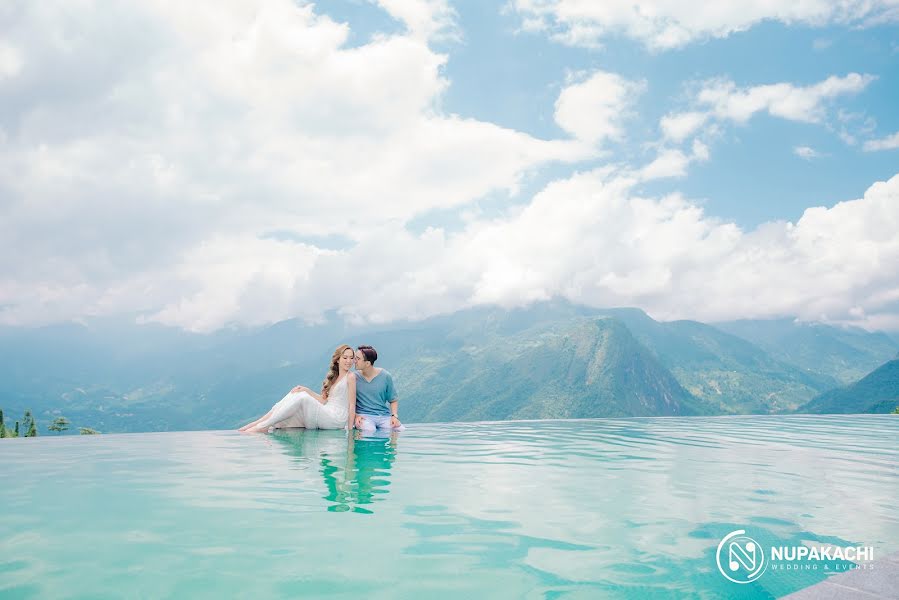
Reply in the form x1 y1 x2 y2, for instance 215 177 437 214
270 428 399 514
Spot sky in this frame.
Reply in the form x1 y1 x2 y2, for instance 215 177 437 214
1 0 898 332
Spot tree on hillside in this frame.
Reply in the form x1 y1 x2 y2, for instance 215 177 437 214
22 410 38 437
1 408 99 437
48 416 71 433
892 406 899 414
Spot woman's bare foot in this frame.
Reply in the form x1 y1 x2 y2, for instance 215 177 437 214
238 410 274 432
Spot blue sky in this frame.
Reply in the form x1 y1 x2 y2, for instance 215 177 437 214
0 0 898 331
327 1 899 228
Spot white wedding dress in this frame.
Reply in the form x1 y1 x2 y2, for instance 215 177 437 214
253 376 351 431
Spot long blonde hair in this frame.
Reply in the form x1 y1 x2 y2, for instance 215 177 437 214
321 344 352 400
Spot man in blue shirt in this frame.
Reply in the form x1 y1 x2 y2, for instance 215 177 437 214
352 345 405 432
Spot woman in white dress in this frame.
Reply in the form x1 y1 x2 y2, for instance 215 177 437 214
238 345 357 432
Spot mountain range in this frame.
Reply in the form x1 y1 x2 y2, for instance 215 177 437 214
1 300 897 433
798 359 899 414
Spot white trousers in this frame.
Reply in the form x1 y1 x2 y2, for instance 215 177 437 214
357 414 405 432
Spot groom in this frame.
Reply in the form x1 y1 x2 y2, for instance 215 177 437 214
353 345 405 432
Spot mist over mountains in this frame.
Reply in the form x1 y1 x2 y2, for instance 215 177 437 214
1 301 897 433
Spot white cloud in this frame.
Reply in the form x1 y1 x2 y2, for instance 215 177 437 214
696 73 875 124
691 139 710 162
660 111 708 142
554 70 645 145
374 0 459 42
794 145 821 160
637 139 710 181
141 171 899 332
2 1 897 334
138 235 329 332
651 74 873 169
511 0 899 50
639 149 691 181
864 131 899 151
0 0 594 329
0 42 23 80
834 109 878 146
444 171 899 328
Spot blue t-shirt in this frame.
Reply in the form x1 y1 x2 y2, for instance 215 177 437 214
353 369 397 416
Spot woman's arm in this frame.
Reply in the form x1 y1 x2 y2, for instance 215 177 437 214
346 373 357 429
291 384 325 404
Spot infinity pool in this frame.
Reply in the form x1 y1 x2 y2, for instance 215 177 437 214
1 416 896 599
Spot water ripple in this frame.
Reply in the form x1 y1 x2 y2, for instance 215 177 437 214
0 415 896 598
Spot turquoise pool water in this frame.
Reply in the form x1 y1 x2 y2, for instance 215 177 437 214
1 415 896 599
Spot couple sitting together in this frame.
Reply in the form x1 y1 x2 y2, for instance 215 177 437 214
239 344 404 434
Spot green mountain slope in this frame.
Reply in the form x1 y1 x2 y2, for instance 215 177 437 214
798 360 899 414
396 316 713 422
386 301 839 413
589 309 838 413
401 302 839 413
715 319 899 384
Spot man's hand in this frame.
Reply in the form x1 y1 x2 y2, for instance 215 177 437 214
390 415 402 429
354 415 365 429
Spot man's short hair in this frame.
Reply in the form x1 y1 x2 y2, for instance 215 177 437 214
357 345 378 365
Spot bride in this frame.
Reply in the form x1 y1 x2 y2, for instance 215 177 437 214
239 345 357 432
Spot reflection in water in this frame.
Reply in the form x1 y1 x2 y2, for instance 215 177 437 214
325 430 399 514
270 429 399 514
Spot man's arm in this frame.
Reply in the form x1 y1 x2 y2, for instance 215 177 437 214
390 399 401 426
386 371 401 427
